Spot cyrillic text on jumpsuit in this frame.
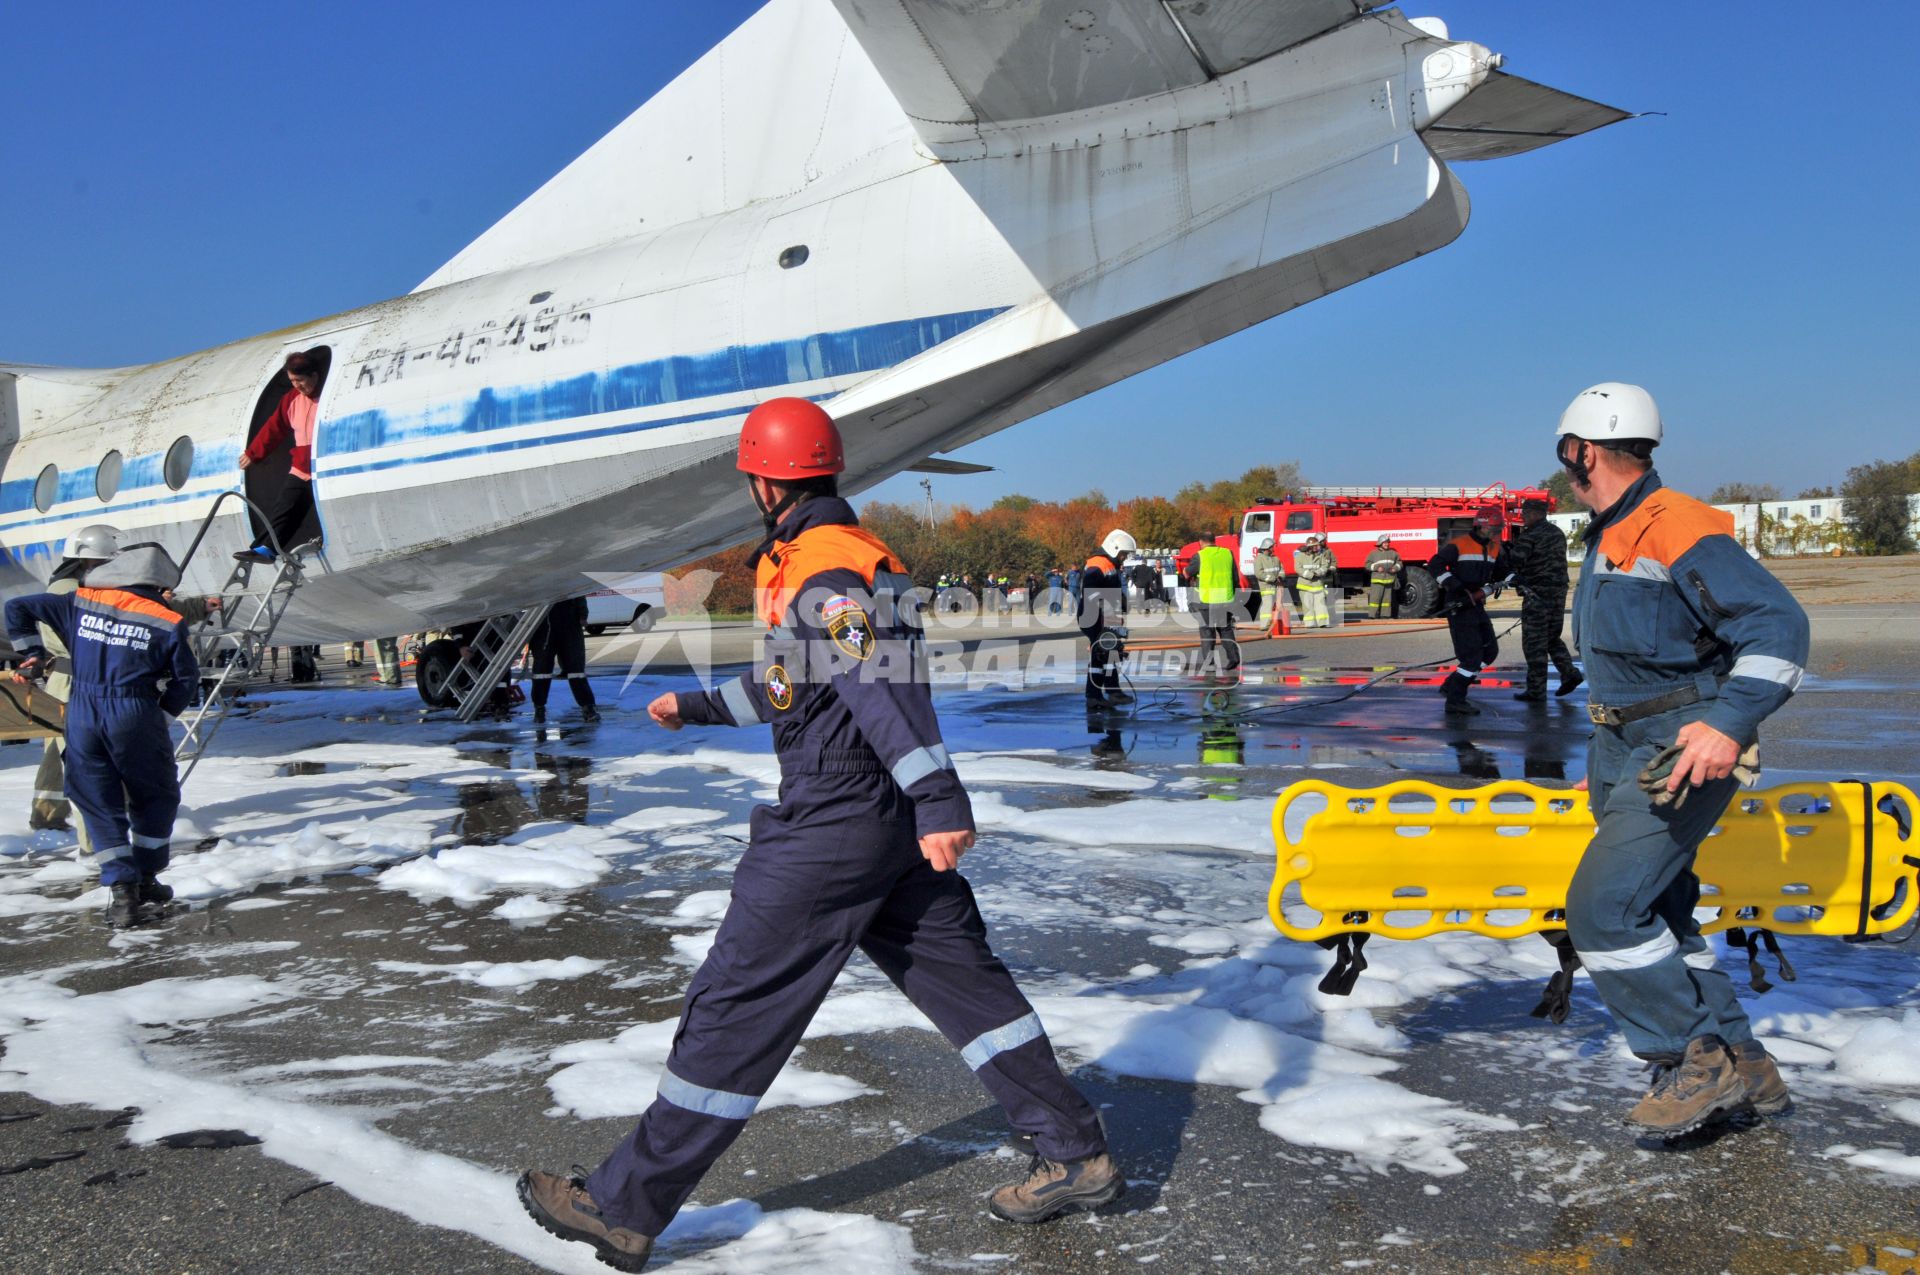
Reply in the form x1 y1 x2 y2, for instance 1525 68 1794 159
1557 381 1809 1138
518 398 1122 1273
6 541 199 929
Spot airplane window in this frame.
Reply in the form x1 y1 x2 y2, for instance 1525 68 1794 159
164 436 194 491
95 450 123 502
33 464 58 513
778 245 809 269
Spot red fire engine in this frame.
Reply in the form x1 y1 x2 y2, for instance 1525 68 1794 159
1203 485 1556 616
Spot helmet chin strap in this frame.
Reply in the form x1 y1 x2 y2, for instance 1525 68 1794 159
751 478 808 534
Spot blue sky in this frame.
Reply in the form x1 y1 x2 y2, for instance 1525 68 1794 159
3 3 1912 511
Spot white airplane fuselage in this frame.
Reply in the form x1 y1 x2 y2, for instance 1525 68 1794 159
0 5 1565 642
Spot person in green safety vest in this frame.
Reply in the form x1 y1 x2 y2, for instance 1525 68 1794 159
1293 533 1336 629
1192 542 1241 680
1364 534 1402 619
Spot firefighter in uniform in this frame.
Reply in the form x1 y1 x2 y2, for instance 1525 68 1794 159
1556 382 1807 1137
1364 534 1402 619
1252 542 1282 628
1192 541 1240 679
1429 507 1512 716
25 523 121 846
1293 532 1336 628
518 400 1121 1271
1506 497 1584 702
1081 529 1135 703
6 542 199 928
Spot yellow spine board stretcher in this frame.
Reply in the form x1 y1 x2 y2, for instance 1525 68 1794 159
1269 778 1920 945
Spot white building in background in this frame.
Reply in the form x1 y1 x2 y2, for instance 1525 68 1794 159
1716 494 1920 556
1546 495 1920 559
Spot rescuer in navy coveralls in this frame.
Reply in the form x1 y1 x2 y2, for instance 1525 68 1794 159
1428 506 1514 716
1554 382 1807 1138
519 399 1120 1272
7 542 199 928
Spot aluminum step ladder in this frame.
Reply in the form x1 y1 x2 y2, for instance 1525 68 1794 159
168 490 315 780
173 544 314 780
445 606 549 723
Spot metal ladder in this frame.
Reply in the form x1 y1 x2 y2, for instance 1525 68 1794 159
446 606 549 723
170 491 312 779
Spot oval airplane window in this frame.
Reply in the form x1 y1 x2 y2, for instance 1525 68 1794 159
778 245 809 269
96 450 124 503
164 436 195 491
33 464 58 513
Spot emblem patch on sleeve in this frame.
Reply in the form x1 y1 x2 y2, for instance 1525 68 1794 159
822 596 874 661
765 664 795 710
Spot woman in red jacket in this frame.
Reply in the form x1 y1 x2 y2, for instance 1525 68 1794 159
235 348 328 563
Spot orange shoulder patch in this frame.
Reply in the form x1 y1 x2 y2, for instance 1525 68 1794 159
77 587 183 626
755 525 908 627
1599 489 1735 572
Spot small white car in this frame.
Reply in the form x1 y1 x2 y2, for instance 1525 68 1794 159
584 573 667 635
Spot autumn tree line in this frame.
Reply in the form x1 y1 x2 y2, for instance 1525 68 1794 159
672 464 1307 616
666 451 1919 616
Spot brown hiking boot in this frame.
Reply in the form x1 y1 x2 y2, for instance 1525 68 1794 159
1625 1035 1748 1137
517 1169 652 1271
989 1151 1125 1223
1731 1040 1792 1115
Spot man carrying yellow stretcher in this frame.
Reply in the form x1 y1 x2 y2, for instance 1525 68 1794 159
1556 382 1810 1138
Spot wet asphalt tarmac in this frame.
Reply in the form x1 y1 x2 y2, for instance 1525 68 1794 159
2 602 1917 1274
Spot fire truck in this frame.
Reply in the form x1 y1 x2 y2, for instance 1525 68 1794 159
1228 485 1556 616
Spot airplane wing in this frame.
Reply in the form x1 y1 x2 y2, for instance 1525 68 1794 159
827 0 1380 144
1420 71 1631 161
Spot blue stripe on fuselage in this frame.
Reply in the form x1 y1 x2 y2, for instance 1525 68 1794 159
0 308 1006 520
318 308 1004 456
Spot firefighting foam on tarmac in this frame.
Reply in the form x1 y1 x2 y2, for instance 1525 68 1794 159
6 1 1920 1272
3 588 1919 1271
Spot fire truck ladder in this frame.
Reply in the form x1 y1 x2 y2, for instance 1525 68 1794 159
1303 485 1514 501
445 606 550 723
171 492 314 780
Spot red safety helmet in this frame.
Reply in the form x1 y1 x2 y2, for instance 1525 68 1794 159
1472 506 1503 531
737 397 845 478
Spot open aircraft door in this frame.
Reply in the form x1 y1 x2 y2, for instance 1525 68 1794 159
237 324 371 559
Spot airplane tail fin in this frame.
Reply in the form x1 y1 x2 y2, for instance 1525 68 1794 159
413 0 910 293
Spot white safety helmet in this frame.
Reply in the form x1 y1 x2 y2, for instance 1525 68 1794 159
1556 382 1663 444
1376 534 1392 547
63 523 122 562
1101 529 1138 559
51 523 122 581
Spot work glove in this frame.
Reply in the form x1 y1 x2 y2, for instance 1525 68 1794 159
1638 740 1762 809
10 646 49 681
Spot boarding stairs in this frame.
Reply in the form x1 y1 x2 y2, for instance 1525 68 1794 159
444 606 550 723
169 492 313 780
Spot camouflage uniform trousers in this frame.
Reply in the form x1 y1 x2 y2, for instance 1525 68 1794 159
1520 588 1579 696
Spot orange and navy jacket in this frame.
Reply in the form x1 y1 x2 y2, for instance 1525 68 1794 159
1079 550 1126 631
1572 470 1809 743
675 496 972 836
1428 532 1512 594
6 585 200 715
